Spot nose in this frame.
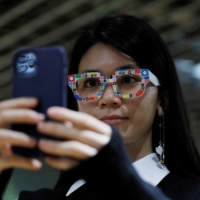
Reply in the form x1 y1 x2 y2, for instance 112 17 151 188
98 84 122 108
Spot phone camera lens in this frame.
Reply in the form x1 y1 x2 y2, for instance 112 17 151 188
19 65 28 72
18 55 28 63
28 59 35 68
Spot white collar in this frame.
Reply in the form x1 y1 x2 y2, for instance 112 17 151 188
66 179 86 196
66 153 170 196
133 153 170 186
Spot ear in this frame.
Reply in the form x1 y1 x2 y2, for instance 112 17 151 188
157 90 169 115
157 105 164 116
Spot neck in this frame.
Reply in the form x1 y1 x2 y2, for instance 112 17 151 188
125 132 153 162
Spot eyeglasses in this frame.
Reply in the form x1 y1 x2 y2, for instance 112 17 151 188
68 68 160 101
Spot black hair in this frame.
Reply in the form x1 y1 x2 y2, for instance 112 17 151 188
67 14 200 177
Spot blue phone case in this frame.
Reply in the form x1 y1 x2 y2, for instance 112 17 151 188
12 46 67 157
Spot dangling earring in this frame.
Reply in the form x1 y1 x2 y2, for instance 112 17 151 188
155 111 165 166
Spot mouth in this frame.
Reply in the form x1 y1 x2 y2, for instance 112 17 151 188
100 115 128 124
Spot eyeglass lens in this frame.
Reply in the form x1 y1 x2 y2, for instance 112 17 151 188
76 74 143 99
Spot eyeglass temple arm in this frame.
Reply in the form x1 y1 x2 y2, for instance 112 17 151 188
149 71 161 86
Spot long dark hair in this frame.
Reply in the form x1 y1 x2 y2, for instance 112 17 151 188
67 14 200 178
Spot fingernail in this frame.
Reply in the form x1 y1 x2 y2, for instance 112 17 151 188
47 107 57 115
32 159 42 168
37 113 45 120
65 121 73 128
27 98 37 104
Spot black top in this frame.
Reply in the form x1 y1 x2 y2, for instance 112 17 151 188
158 173 200 200
2 126 200 199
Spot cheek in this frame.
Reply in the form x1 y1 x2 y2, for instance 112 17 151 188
138 98 157 116
129 93 159 124
77 102 86 112
77 101 98 115
121 91 159 136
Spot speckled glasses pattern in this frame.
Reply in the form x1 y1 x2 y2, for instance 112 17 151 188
68 68 150 101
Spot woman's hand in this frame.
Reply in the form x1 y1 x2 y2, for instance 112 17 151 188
0 98 43 172
37 107 112 170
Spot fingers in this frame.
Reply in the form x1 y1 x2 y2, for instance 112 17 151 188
37 122 110 149
0 109 45 128
0 98 38 110
0 98 43 172
0 140 41 172
47 107 111 135
38 140 97 159
45 157 79 170
0 156 42 172
0 129 36 147
0 144 13 157
36 107 112 170
0 130 39 172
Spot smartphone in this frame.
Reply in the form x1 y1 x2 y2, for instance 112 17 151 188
12 46 67 157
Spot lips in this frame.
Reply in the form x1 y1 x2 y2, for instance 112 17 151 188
101 115 128 124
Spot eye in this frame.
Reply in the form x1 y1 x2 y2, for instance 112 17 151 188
120 75 139 84
84 78 100 88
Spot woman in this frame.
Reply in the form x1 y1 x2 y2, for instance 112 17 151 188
0 14 200 199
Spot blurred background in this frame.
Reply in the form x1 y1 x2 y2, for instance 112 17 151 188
0 0 200 199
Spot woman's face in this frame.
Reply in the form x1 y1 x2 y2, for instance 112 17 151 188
77 43 160 159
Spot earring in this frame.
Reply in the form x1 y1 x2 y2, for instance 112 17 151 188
155 112 165 166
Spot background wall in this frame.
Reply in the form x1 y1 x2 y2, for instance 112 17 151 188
0 0 200 199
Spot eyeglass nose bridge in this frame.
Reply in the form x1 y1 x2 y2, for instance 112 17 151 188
100 77 118 96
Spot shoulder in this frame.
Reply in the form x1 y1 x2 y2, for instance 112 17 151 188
158 173 200 200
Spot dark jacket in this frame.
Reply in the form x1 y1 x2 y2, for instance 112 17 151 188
2 126 200 199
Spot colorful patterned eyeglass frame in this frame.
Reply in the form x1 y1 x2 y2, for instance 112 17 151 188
68 68 160 101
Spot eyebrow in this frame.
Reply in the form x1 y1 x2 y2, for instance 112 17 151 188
81 64 138 73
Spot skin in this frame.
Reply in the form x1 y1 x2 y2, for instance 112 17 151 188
0 97 111 171
0 98 43 171
77 43 161 161
0 42 161 172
